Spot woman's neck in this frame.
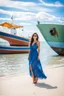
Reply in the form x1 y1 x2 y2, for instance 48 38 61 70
34 40 37 42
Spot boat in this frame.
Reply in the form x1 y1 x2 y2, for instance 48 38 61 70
0 31 29 46
0 39 30 54
37 21 64 55
0 46 30 54
0 22 29 46
0 16 30 54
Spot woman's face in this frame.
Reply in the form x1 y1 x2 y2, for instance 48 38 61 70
33 34 38 40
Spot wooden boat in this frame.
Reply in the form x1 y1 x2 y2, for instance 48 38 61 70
0 46 30 54
0 16 30 54
0 36 30 54
0 22 29 46
0 31 29 46
37 22 64 55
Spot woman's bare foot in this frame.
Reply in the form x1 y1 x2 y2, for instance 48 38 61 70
33 77 38 84
34 77 38 83
32 74 35 83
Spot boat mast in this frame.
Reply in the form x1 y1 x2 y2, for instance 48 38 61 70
11 16 17 35
11 16 14 24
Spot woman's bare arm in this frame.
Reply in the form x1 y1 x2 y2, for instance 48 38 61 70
37 41 40 59
28 41 32 71
28 41 30 60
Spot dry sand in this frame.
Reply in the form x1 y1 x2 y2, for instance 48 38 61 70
0 65 64 96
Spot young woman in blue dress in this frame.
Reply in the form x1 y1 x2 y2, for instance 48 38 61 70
28 33 47 84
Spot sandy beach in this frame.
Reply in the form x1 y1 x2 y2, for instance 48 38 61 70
0 65 64 96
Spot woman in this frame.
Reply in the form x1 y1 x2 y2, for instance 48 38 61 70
28 33 47 84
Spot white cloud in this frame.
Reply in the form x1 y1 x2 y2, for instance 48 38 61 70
19 22 32 25
58 17 64 23
0 0 53 12
36 12 56 21
14 12 36 21
0 9 63 24
40 0 64 7
0 9 36 21
0 18 10 20
0 9 12 16
0 0 55 22
0 0 36 11
36 11 64 24
0 0 64 24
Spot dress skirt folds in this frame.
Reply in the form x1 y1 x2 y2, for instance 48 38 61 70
28 42 47 79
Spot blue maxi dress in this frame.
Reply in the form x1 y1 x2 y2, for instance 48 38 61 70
28 42 47 79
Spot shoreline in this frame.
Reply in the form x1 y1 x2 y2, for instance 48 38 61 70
0 63 64 78
0 65 64 96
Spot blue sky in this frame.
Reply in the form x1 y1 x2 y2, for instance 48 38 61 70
0 0 64 41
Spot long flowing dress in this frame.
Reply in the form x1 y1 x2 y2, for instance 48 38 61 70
28 42 47 79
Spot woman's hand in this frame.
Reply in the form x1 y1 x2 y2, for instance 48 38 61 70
38 55 40 60
30 65 32 72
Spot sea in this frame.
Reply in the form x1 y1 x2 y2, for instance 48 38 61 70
0 41 64 77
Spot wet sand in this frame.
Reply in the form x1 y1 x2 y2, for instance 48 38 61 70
0 66 64 96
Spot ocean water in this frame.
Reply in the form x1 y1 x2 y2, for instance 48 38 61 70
0 42 64 77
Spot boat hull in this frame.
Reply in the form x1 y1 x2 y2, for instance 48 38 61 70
37 24 64 55
0 31 29 46
0 46 30 54
51 47 64 55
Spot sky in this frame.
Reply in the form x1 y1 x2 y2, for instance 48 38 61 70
0 0 64 41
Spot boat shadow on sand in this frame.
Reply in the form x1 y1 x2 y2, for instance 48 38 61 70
35 83 57 89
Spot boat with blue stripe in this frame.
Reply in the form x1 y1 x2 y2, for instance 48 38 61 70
0 22 29 46
0 31 29 46
0 46 30 54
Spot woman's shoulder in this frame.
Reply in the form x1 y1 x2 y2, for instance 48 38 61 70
36 41 40 46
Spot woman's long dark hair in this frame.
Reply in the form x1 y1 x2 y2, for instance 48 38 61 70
30 33 39 45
